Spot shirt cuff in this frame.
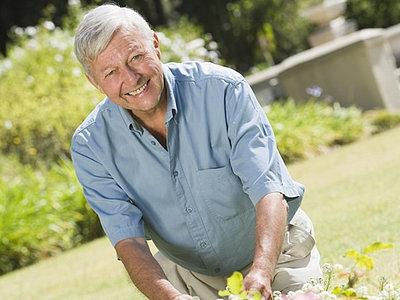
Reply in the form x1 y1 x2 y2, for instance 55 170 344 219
247 181 304 222
108 224 146 247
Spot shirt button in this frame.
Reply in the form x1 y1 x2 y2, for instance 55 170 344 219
173 171 179 177
186 207 193 213
150 140 156 146
200 241 207 248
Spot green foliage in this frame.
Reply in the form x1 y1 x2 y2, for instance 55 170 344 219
156 17 220 64
0 5 221 168
0 156 103 275
345 0 400 29
218 271 262 300
266 100 365 163
0 19 103 166
219 243 398 300
365 110 400 134
177 0 313 73
347 241 394 261
320 243 398 299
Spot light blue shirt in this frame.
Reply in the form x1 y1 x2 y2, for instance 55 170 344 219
71 61 304 276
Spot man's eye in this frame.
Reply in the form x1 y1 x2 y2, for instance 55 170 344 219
131 54 142 62
105 70 115 78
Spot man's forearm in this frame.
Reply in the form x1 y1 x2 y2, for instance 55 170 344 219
115 238 182 300
243 192 288 297
253 192 288 276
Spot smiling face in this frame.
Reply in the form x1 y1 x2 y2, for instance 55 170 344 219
87 27 166 120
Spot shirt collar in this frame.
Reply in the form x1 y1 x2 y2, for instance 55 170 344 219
163 63 178 124
117 102 143 134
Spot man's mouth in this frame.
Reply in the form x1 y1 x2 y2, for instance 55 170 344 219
126 81 148 96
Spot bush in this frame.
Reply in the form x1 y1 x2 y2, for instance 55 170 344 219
266 99 365 163
156 17 220 64
0 156 103 275
365 110 400 134
0 20 103 167
0 5 220 168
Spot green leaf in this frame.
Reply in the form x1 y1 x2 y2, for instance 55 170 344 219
344 289 357 297
218 290 230 297
357 255 374 271
248 290 262 300
226 271 244 295
331 286 344 296
345 249 361 260
363 242 394 254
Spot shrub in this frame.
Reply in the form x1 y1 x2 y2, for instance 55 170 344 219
365 110 400 134
266 99 365 163
0 156 103 275
156 17 220 64
0 5 220 168
0 20 103 167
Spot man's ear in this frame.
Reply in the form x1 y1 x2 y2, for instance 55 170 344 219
85 74 104 94
152 32 161 59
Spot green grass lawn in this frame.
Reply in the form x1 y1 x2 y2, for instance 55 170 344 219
1 127 399 299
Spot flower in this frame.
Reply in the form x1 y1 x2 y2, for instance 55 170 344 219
306 85 323 98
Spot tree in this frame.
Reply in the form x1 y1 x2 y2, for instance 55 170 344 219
176 0 313 73
345 0 400 29
0 0 69 54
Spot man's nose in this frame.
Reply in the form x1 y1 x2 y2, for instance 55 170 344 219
122 65 140 84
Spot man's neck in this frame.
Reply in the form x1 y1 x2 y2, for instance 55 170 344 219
131 94 168 149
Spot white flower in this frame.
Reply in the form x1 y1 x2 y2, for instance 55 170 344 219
186 38 205 51
356 286 369 297
322 263 332 273
12 26 24 36
27 39 40 51
25 26 37 36
43 21 56 31
68 0 80 6
4 120 12 129
332 264 343 272
54 54 64 62
273 290 282 297
208 41 218 50
287 291 297 298
72 67 82 77
384 283 394 292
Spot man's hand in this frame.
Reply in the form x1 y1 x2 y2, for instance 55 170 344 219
242 192 288 300
243 267 273 300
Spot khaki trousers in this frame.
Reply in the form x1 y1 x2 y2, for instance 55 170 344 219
154 209 322 300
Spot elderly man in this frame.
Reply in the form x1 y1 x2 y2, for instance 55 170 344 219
71 4 322 300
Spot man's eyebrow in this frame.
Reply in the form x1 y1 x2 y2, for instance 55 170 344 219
98 44 144 73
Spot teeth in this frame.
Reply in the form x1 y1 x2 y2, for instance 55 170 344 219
128 82 147 96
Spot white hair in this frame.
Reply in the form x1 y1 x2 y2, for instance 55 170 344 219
74 4 154 77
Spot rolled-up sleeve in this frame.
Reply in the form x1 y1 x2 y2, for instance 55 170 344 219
71 131 145 247
226 79 303 220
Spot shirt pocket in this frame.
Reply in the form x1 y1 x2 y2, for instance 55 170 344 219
196 165 252 221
